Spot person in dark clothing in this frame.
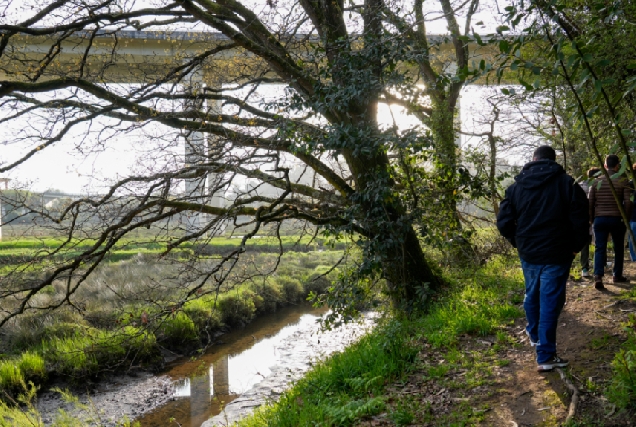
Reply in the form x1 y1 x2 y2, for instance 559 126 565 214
579 167 600 277
589 154 632 289
497 146 589 372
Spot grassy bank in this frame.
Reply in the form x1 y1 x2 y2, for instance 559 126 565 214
236 255 524 427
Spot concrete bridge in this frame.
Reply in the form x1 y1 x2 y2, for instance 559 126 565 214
0 30 498 235
0 30 497 84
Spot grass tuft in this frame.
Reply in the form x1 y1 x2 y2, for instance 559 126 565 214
608 314 636 409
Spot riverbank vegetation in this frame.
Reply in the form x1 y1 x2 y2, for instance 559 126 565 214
0 238 344 401
236 255 524 427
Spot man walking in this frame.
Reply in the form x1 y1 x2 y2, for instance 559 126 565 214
497 146 589 372
589 154 632 289
579 167 600 278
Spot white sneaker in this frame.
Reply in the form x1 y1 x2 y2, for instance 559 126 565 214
581 268 591 278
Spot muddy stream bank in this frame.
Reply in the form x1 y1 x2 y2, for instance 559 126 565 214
36 305 377 426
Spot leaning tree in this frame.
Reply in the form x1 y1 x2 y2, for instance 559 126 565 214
0 0 493 325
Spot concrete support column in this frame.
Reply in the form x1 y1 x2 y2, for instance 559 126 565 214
0 178 8 241
183 69 207 235
203 73 227 235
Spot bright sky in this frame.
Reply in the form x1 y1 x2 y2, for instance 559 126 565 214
0 85 530 194
0 0 514 194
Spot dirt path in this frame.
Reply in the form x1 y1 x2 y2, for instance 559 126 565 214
483 272 635 427
358 261 636 427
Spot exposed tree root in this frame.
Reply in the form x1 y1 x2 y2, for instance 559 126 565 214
556 368 580 423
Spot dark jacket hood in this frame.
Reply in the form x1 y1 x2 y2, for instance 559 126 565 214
515 159 565 190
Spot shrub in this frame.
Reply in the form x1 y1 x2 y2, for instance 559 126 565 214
217 292 256 327
275 276 304 304
183 299 223 335
157 312 199 348
298 253 322 269
305 274 331 297
4 312 87 352
250 281 283 313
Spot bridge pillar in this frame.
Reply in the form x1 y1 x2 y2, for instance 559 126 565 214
203 73 227 236
183 69 227 236
184 69 207 235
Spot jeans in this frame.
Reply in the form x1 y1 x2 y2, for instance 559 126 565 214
521 259 570 364
629 221 636 262
580 233 592 270
593 216 626 277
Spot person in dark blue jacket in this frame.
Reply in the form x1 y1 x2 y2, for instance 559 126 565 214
497 146 589 372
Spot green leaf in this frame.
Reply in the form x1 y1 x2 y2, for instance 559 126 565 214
594 79 602 93
519 78 532 90
566 54 578 69
596 59 611 68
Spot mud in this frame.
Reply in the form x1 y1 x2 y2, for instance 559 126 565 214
36 372 175 425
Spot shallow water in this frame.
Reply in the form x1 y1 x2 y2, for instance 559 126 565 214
137 304 329 427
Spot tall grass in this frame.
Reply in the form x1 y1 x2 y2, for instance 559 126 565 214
415 255 524 348
37 326 159 379
0 353 46 395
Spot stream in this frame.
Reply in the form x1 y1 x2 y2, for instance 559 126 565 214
36 305 377 427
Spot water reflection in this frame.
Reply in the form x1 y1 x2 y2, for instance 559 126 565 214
138 305 326 427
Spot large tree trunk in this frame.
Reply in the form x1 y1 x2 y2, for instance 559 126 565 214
430 98 474 263
381 222 444 310
347 147 444 310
